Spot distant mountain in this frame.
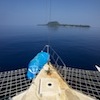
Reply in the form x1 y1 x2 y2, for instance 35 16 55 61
46 21 60 26
38 21 90 27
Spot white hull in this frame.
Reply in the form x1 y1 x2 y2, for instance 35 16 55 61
12 63 94 100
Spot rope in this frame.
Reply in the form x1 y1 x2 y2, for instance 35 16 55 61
47 0 51 46
49 0 51 21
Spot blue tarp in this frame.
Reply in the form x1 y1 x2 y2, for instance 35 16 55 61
27 51 50 79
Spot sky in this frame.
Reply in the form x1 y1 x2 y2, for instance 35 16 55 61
0 0 100 27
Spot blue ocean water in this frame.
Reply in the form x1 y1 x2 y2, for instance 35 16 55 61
0 26 100 71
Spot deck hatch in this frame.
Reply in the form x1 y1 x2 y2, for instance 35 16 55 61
39 78 61 96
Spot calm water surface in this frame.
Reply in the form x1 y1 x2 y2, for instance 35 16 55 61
0 26 100 71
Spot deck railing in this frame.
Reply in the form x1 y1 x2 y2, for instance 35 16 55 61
42 45 67 78
42 45 66 66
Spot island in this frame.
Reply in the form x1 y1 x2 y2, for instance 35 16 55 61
38 21 90 28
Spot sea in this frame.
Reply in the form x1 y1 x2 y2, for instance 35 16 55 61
0 26 100 71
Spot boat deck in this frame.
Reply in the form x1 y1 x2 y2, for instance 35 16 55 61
0 66 100 100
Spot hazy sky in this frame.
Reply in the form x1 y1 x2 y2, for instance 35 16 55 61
0 0 100 27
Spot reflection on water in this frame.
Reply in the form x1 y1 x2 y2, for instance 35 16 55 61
0 26 100 71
